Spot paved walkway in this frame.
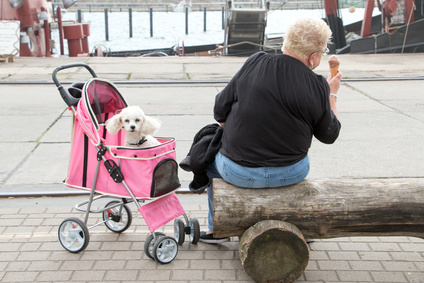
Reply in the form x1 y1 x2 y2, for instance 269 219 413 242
0 54 423 282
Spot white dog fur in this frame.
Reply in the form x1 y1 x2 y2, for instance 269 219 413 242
106 106 161 148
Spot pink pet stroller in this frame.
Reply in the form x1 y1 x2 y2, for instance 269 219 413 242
52 63 200 263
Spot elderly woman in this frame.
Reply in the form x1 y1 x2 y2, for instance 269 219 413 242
199 17 342 243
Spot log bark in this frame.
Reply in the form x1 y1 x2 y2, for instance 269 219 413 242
239 220 309 283
212 178 424 239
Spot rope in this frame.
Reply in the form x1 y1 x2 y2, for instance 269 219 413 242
401 3 416 53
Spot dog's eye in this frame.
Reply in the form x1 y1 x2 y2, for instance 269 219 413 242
135 119 140 123
124 119 130 123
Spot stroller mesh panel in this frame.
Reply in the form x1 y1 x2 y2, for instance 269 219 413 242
151 159 181 198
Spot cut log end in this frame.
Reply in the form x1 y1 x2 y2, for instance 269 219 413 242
239 220 309 283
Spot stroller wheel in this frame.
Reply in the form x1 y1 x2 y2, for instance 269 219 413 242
189 218 200 244
58 217 89 253
103 200 132 233
174 218 185 245
153 236 178 264
144 232 165 260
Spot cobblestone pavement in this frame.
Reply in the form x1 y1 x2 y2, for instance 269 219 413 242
0 195 423 282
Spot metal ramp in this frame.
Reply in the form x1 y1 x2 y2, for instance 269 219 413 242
223 0 269 55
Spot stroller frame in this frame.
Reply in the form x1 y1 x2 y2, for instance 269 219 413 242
53 63 200 264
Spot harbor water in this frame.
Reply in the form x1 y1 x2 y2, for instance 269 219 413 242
54 7 381 55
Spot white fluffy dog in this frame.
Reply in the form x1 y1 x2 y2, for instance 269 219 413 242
106 106 161 148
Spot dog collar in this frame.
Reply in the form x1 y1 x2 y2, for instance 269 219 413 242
128 136 147 146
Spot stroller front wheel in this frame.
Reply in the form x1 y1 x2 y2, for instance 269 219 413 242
58 217 90 253
153 236 178 264
102 200 132 233
174 218 185 245
144 232 165 260
189 218 200 244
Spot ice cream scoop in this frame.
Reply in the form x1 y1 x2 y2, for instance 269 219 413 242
328 55 340 78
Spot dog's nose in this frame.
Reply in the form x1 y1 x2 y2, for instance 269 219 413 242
130 125 135 130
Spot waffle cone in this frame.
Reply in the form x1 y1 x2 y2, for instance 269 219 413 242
328 55 340 78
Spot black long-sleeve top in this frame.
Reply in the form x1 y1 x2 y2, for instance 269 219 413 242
214 52 341 167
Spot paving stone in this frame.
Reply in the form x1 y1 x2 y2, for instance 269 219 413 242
0 262 7 272
204 250 235 260
93 260 126 270
391 252 424 261
79 251 114 260
204 269 237 281
339 242 372 251
303 270 339 282
59 260 95 271
71 270 106 281
27 260 61 271
36 270 72 281
111 250 143 260
2 271 39 282
157 259 190 270
317 260 351 270
19 242 41 251
188 259 220 269
337 270 373 282
0 243 22 252
350 236 381 242
5 261 30 272
99 241 132 251
359 251 392 261
400 243 424 252
370 271 408 282
16 251 51 261
123 259 158 270
220 259 243 270
174 250 204 260
4 226 34 235
404 271 424 283
349 260 384 271
309 251 329 260
414 261 424 271
172 269 203 281
328 251 361 260
104 270 138 281
310 242 340 251
369 242 403 251
136 269 171 281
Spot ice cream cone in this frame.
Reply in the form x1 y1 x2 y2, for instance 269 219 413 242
328 55 340 78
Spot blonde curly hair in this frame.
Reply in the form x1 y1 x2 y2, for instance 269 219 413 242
282 17 332 61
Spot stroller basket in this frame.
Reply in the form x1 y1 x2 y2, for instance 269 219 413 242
67 121 181 199
62 76 180 199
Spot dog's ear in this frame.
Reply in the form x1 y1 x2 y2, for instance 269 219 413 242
141 116 161 135
105 113 122 134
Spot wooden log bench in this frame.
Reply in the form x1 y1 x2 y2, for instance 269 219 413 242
212 178 424 283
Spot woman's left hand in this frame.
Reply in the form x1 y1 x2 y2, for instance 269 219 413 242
327 70 342 94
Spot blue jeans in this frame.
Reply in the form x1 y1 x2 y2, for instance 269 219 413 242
206 152 310 231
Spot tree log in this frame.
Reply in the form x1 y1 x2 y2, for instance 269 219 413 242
213 178 424 239
239 220 309 283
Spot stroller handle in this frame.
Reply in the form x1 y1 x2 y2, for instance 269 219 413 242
52 63 98 107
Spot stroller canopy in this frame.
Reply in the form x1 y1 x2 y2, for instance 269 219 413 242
76 78 127 145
